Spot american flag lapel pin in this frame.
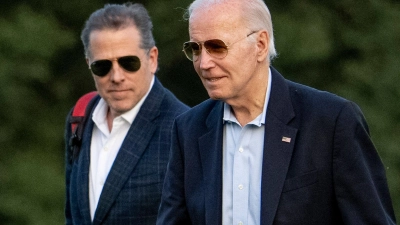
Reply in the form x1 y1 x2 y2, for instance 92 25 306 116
282 136 291 143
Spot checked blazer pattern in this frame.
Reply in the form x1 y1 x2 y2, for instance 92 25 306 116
65 77 189 225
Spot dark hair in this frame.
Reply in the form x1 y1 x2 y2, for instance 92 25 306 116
81 2 155 57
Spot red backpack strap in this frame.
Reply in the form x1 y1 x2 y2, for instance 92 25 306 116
71 91 98 133
68 91 98 162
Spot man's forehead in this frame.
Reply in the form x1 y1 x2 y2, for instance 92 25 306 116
188 7 243 37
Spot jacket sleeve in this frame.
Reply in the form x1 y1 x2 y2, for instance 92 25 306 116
157 121 192 225
333 101 396 224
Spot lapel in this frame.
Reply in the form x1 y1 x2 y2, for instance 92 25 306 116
198 101 224 225
92 78 165 224
77 112 96 225
261 67 297 225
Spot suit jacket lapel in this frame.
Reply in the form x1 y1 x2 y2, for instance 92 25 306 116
77 118 95 224
92 78 164 224
261 67 297 225
199 101 224 225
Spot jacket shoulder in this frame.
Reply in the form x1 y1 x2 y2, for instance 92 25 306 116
176 99 220 123
286 80 352 112
162 88 190 114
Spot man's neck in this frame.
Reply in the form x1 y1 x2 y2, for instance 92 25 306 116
227 67 270 126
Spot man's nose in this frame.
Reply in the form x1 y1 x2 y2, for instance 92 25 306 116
110 61 126 82
198 48 215 70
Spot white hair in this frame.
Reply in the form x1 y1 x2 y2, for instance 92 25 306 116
185 0 277 62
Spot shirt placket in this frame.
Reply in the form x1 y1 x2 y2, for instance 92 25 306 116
232 126 250 225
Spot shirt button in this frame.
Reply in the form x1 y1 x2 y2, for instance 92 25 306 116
103 147 109 151
239 147 244 153
238 184 244 190
238 221 243 225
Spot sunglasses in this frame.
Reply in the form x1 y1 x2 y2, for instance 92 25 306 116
182 31 258 61
89 55 141 77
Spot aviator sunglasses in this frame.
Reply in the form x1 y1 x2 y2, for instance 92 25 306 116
89 55 141 77
182 31 258 61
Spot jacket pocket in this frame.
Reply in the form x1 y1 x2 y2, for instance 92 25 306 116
282 170 318 193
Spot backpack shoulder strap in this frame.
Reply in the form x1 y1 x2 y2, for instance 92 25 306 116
68 91 98 162
70 91 98 132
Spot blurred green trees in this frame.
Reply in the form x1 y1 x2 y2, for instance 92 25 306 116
0 0 398 224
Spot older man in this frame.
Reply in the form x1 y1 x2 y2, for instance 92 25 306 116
157 0 396 224
65 3 188 224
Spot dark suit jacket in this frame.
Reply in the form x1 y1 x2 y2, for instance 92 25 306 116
157 67 396 225
65 78 189 225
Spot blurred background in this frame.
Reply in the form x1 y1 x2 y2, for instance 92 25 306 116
0 0 398 224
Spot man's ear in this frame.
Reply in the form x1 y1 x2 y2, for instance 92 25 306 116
256 30 270 62
148 46 159 74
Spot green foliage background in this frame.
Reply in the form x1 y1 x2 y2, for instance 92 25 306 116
0 0 398 224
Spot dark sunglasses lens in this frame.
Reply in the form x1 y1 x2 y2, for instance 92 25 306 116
204 39 228 58
118 56 141 72
183 42 201 61
90 60 112 77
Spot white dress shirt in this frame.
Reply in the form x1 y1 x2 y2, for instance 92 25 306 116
88 77 154 220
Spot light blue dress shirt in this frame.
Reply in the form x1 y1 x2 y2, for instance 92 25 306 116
222 70 272 225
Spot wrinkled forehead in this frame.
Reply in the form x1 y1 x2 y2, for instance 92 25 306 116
188 2 245 40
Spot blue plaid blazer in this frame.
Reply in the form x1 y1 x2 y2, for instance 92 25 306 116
65 77 189 225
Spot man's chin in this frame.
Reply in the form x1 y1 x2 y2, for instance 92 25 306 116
207 92 225 101
210 96 223 100
108 102 134 116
